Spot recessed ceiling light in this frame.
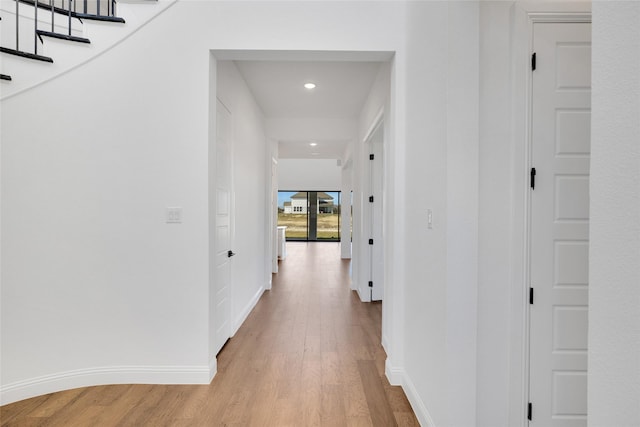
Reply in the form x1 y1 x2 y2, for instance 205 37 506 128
309 142 318 147
304 82 316 90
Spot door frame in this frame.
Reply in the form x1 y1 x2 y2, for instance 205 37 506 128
365 115 384 302
270 156 278 277
357 108 384 303
508 4 591 426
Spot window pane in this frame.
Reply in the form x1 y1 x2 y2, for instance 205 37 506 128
317 191 340 241
278 191 308 240
277 191 341 241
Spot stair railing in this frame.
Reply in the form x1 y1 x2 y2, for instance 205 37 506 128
1 0 125 71
0 0 53 62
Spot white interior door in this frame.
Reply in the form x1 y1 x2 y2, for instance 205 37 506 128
213 99 233 356
367 123 384 302
529 22 591 426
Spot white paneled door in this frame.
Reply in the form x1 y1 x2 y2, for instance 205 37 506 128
529 22 591 426
213 99 233 356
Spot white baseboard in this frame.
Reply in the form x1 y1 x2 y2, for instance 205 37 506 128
0 364 211 406
385 359 436 427
356 286 371 302
1 284 267 406
381 333 390 354
232 285 265 336
208 355 217 382
385 358 404 386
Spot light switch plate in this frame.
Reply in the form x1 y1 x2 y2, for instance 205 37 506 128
166 207 182 224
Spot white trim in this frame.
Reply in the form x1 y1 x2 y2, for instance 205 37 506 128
209 355 217 383
356 286 371 303
0 365 211 406
402 372 436 427
381 332 390 355
507 5 533 425
270 155 279 276
361 110 385 303
507 5 591 426
231 285 265 336
529 12 591 23
362 107 384 144
384 358 403 386
385 359 436 427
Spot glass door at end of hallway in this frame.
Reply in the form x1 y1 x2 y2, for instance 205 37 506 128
277 191 342 242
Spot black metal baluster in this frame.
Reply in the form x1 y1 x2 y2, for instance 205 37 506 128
34 0 38 54
2 0 52 62
68 0 72 35
51 0 54 32
15 0 19 51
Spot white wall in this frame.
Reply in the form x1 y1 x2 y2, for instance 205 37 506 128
403 2 471 425
267 117 356 143
444 5 480 426
278 159 341 191
476 2 513 425
1 3 212 402
589 2 640 426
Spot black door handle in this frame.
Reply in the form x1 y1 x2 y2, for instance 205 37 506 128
228 250 236 258
531 167 536 190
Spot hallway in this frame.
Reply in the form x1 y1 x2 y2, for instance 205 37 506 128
1 242 418 426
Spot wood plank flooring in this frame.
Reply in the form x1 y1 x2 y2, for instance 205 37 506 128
1 242 419 426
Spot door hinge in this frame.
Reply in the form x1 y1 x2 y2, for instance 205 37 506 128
531 52 536 71
369 154 375 160
369 239 374 245
529 287 534 305
530 167 536 190
528 402 532 421
368 281 373 288
369 195 374 203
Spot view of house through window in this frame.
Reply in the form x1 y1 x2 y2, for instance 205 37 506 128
278 191 341 241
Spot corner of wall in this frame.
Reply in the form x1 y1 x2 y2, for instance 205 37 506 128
232 285 265 336
385 359 437 427
355 286 371 303
209 356 217 383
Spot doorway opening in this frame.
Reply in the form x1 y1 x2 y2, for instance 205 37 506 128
210 50 395 387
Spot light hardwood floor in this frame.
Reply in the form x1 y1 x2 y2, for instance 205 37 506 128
1 242 419 426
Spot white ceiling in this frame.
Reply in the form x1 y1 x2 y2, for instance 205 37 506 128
234 60 382 119
233 60 384 159
278 139 352 159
